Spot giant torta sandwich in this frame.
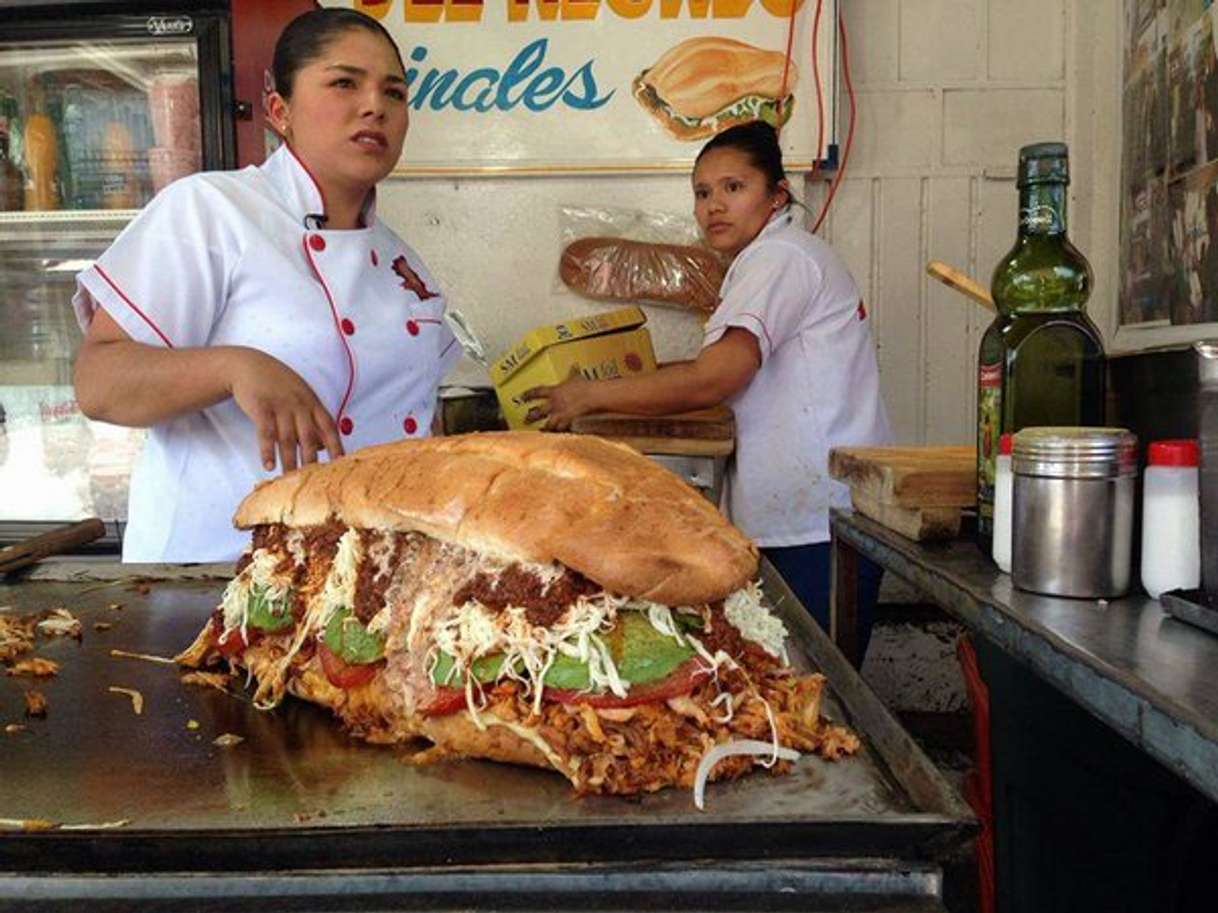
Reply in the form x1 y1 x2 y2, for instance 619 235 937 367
178 432 857 797
633 36 798 141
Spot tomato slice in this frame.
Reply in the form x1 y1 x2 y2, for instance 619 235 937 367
545 659 710 709
211 624 251 657
420 686 468 717
317 640 380 689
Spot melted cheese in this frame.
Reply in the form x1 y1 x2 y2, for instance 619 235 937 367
431 590 639 714
366 531 396 582
723 582 789 661
220 548 293 642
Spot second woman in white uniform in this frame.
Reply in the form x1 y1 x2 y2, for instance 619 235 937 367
72 8 458 563
523 121 892 659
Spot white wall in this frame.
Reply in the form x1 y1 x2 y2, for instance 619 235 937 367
377 0 1123 446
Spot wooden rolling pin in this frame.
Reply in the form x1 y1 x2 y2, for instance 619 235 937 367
926 260 996 312
0 518 107 575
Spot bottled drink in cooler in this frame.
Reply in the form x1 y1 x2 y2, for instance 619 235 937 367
22 110 61 210
0 93 23 211
976 142 1106 552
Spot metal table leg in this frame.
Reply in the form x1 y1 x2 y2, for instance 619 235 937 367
831 532 860 667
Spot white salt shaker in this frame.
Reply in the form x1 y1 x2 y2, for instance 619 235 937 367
992 432 1014 573
1140 439 1200 599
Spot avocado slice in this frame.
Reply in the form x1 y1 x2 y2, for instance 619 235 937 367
322 607 386 665
246 585 295 633
429 611 694 690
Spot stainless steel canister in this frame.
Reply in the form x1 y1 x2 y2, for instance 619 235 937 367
1012 427 1138 598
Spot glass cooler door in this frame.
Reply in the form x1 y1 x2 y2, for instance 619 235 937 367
0 21 223 546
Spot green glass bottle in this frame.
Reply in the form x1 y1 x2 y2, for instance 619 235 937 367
976 142 1106 553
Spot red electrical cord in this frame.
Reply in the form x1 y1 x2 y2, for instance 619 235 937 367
807 0 825 181
776 0 799 133
813 6 854 234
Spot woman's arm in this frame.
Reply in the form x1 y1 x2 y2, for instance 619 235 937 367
73 307 344 471
521 327 761 431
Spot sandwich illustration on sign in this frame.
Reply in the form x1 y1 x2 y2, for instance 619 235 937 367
632 36 798 141
177 432 857 799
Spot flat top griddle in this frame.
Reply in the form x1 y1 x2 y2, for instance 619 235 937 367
0 563 971 874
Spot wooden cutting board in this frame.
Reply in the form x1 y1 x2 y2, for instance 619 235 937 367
570 407 735 456
829 445 975 541
828 446 976 508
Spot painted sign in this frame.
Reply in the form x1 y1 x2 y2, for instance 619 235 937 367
319 0 836 174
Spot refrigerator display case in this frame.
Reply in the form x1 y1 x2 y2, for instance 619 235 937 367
0 2 235 548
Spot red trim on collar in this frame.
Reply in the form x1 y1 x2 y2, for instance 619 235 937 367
94 265 174 348
282 142 377 227
284 143 329 221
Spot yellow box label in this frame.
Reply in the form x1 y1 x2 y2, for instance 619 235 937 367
491 320 657 429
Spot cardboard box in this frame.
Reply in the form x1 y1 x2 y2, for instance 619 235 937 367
490 306 657 429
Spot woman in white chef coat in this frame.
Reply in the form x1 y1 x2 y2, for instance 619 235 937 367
72 8 458 563
524 121 892 659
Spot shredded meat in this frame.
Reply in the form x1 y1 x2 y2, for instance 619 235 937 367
0 613 37 662
453 565 599 627
451 655 846 796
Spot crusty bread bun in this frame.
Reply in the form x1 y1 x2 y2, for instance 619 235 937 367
234 431 757 606
560 237 726 315
640 37 793 120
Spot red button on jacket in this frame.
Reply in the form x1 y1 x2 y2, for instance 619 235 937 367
406 320 419 336
340 317 355 336
308 234 326 252
403 416 418 435
339 416 354 435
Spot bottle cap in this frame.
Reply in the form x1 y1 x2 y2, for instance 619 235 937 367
1018 141 1069 187
1147 439 1199 467
998 432 1013 456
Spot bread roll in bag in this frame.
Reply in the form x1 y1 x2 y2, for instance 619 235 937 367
560 236 726 315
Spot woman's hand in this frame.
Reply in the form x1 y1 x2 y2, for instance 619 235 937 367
227 349 344 471
521 371 598 431
518 329 761 431
74 307 342 472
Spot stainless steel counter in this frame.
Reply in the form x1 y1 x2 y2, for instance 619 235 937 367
831 509 1218 805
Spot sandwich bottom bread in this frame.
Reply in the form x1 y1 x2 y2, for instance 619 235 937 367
177 432 858 798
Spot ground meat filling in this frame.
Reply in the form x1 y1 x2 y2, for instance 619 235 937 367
697 607 779 668
453 565 600 628
352 530 407 623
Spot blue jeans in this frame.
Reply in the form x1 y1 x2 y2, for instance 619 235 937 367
762 542 883 663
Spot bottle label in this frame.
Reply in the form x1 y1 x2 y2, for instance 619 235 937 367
1020 203 1064 234
977 361 1003 539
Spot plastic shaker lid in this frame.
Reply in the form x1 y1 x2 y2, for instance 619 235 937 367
1147 439 1199 467
998 432 1013 456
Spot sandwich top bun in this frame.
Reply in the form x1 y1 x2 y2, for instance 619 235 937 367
234 431 758 606
639 36 794 120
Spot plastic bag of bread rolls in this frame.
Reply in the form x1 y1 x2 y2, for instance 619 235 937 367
560 236 726 315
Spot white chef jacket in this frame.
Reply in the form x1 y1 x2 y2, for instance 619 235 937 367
704 210 892 547
73 145 459 563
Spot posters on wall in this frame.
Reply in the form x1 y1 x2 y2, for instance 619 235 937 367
319 0 835 174
1120 0 1218 341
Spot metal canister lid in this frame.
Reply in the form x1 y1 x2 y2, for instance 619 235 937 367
1011 426 1138 479
1195 340 1218 387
